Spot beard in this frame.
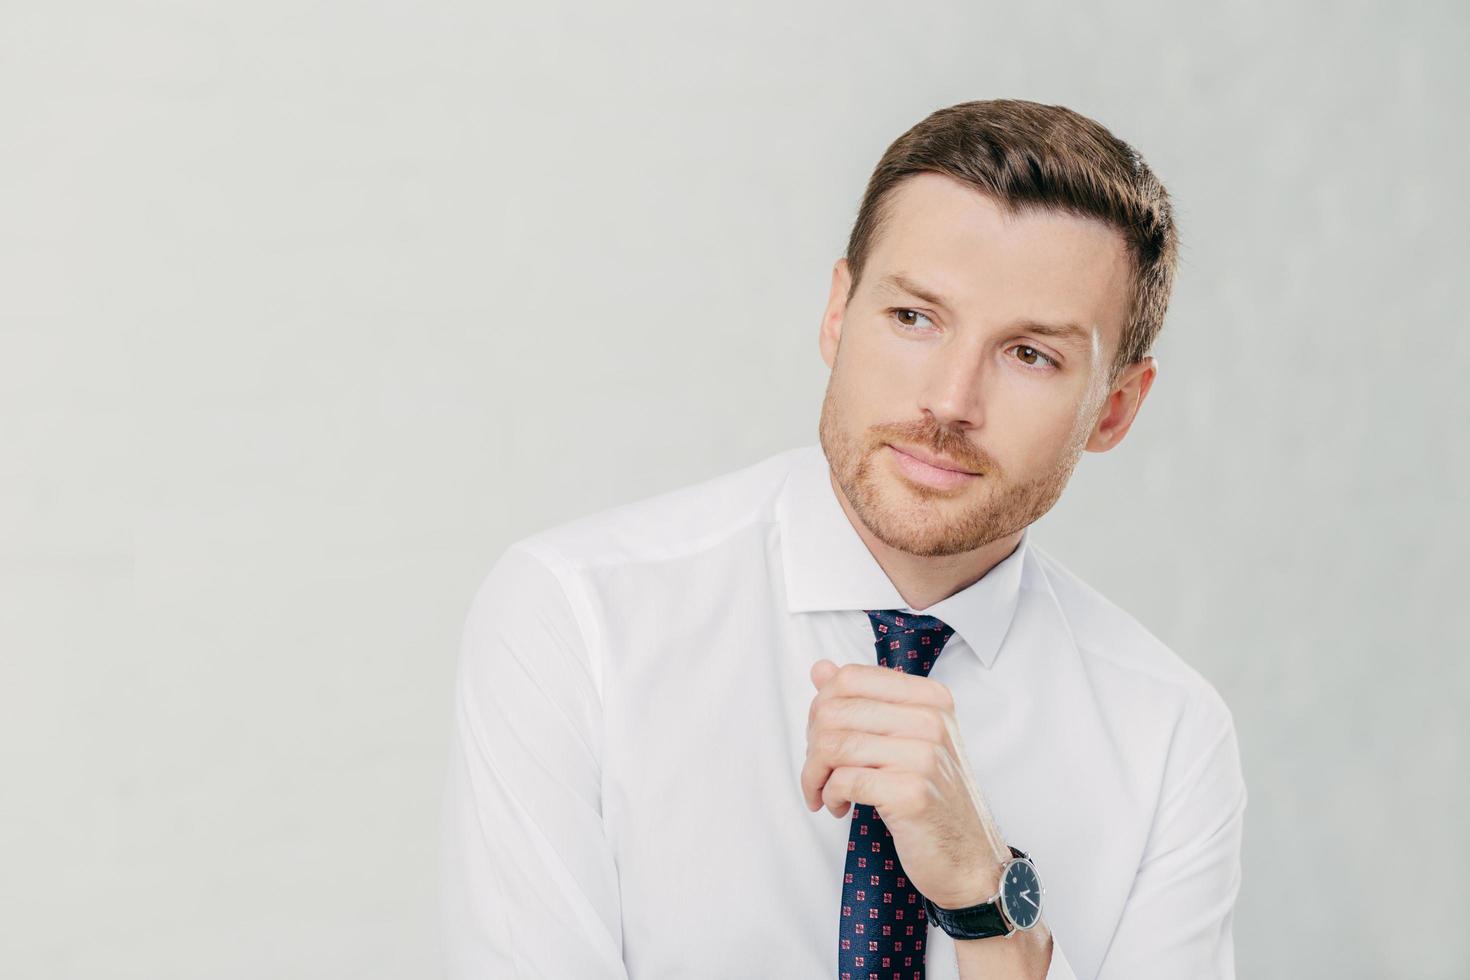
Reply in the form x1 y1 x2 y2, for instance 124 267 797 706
817 379 1087 559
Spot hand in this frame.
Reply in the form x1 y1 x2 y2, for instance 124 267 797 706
801 658 1011 909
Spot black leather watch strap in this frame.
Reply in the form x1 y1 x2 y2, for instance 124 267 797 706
921 845 1026 940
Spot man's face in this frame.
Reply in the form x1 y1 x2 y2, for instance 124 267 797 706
817 171 1149 559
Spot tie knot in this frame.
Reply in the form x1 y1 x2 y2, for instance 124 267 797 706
863 609 955 677
864 608 953 636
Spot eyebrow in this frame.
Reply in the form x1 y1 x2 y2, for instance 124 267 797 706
876 273 1093 349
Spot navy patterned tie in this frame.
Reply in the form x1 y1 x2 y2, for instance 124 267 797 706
837 609 957 980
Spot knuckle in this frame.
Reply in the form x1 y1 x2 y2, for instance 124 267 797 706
836 767 859 797
905 775 930 810
821 767 845 802
925 707 948 743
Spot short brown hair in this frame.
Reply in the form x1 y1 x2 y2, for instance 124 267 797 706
844 99 1180 386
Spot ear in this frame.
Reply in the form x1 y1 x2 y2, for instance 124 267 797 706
1084 356 1159 452
818 258 852 370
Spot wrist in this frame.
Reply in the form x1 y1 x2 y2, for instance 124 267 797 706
929 844 1011 909
926 844 1046 951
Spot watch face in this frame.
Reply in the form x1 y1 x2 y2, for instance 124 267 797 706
1000 859 1043 930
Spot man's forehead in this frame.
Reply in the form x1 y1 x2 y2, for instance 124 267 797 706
866 178 1133 344
878 175 1128 265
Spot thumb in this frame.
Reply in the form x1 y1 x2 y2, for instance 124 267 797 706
810 658 840 689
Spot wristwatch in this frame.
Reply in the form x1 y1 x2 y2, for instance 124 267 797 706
922 845 1045 940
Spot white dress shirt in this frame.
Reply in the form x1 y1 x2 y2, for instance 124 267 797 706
440 443 1246 979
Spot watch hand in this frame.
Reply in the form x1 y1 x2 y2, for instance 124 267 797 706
1020 890 1038 908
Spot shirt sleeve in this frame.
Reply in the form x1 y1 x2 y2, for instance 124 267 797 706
439 542 630 979
1094 683 1248 979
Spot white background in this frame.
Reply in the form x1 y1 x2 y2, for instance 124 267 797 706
2 1 1466 977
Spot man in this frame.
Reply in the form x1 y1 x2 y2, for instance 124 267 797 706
441 99 1246 980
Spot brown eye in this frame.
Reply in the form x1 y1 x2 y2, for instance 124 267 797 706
1011 345 1058 370
890 309 934 331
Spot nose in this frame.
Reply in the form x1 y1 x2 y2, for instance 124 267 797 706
916 341 988 431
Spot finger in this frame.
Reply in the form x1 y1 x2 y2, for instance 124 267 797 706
807 696 949 744
811 661 955 712
801 729 941 812
822 765 929 821
809 658 840 690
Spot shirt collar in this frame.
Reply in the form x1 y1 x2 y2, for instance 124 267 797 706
776 443 1030 670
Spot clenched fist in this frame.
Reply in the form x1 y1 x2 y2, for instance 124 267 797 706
800 658 1011 910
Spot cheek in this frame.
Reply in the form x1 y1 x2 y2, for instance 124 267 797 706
1002 364 1095 418
822 365 882 442
988 395 1084 464
835 353 902 414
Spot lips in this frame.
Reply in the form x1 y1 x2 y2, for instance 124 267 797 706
888 443 979 475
